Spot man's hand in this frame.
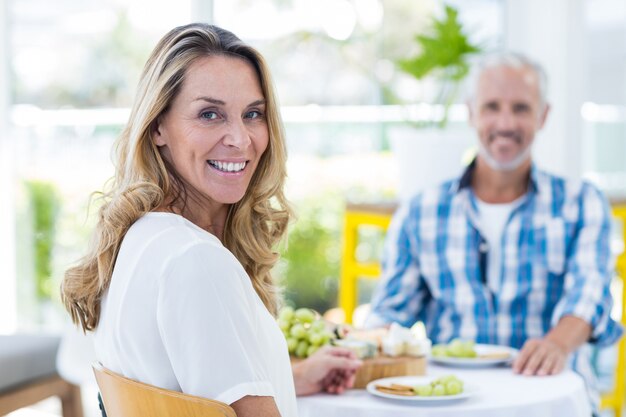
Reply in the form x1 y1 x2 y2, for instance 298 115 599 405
513 315 592 376
512 338 567 376
292 346 362 396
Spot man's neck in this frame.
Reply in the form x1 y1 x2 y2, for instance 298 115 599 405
471 157 531 204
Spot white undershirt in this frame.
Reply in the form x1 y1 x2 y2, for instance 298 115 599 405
475 198 523 293
94 212 297 416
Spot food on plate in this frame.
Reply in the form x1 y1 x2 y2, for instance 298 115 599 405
374 382 416 396
374 374 465 397
431 339 511 360
414 375 464 396
375 386 416 396
431 338 477 358
277 306 335 358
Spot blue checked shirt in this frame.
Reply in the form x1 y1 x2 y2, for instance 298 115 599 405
367 161 623 409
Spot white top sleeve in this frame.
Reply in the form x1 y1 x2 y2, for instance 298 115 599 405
156 241 275 405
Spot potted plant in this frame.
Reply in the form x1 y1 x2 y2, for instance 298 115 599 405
389 4 482 200
397 4 482 128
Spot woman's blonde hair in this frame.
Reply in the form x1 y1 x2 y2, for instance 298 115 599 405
61 23 291 331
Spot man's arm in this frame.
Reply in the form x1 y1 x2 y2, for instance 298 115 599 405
513 315 591 375
515 183 622 376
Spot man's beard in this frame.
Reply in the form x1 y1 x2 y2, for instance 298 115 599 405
477 134 532 172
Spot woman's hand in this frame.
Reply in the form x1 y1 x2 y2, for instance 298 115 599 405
292 345 362 396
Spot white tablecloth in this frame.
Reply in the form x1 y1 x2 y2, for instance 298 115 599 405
297 364 592 417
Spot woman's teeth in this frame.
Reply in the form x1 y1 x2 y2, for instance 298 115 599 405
208 160 247 173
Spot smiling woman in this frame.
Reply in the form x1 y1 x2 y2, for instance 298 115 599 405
152 55 270 235
59 23 361 417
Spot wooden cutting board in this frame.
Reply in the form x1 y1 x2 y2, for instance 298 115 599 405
353 355 426 388
291 355 426 389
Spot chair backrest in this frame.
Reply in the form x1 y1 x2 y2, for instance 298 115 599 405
92 363 236 417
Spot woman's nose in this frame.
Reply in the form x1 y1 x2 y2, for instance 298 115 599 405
222 119 251 149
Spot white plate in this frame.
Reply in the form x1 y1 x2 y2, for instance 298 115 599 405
430 343 518 367
366 376 475 402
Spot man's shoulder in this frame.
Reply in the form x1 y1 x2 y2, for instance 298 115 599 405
533 167 606 202
532 167 609 219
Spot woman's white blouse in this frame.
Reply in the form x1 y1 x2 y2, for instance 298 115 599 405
94 212 297 417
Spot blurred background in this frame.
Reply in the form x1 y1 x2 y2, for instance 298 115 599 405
0 0 625 415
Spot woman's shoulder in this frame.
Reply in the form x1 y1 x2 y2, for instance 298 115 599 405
130 212 219 244
122 212 234 267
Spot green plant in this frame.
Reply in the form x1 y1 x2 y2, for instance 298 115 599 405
398 4 482 128
276 193 343 314
24 180 61 300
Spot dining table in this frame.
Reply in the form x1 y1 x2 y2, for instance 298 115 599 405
297 362 592 417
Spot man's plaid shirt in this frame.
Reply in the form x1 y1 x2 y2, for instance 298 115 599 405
367 161 623 408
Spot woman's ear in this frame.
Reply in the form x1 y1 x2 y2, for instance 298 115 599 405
152 116 167 147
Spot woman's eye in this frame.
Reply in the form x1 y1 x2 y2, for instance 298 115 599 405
245 110 262 119
200 111 218 120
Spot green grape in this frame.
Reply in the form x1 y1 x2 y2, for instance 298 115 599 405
294 308 315 324
446 339 464 357
286 337 298 354
290 323 307 339
310 320 326 333
431 344 448 357
414 384 433 396
308 332 324 346
443 338 477 358
306 345 319 357
278 306 295 322
461 340 476 358
278 319 291 332
445 380 462 395
436 375 457 385
277 306 335 358
319 331 334 344
432 384 446 396
295 340 309 358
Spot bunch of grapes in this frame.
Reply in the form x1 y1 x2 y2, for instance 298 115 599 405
431 338 476 358
413 375 464 396
277 306 335 358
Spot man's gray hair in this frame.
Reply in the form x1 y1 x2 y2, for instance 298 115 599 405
466 51 548 108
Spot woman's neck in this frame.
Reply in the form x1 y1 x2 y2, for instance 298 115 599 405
156 195 228 241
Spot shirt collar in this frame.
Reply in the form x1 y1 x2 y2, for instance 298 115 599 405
450 157 540 195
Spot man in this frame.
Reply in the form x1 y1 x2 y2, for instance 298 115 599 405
366 52 623 412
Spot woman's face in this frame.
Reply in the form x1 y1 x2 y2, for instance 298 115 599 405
154 55 269 211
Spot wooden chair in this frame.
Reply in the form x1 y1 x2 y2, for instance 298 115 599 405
0 334 83 417
92 363 236 417
0 375 83 417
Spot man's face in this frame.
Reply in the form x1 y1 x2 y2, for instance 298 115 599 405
469 65 549 172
